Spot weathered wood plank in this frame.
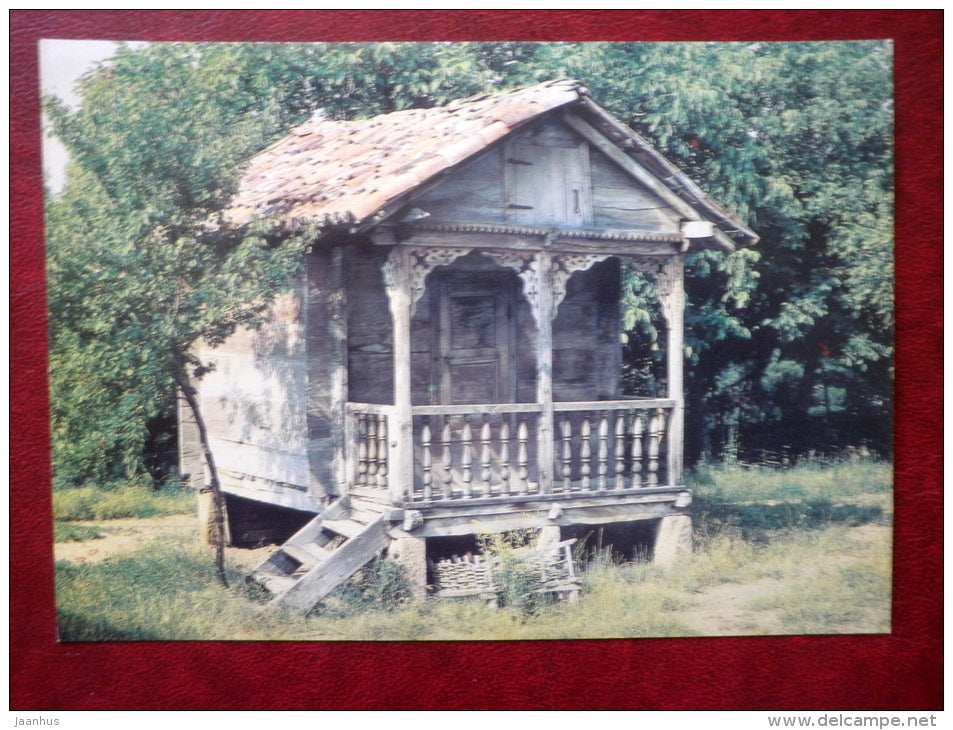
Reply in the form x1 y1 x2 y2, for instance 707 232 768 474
536 250 555 494
663 256 686 487
563 110 737 252
326 246 349 496
562 111 700 222
386 246 415 503
412 147 505 224
345 246 393 405
411 402 543 417
396 227 682 256
322 518 365 539
279 516 391 611
553 398 677 411
282 543 328 568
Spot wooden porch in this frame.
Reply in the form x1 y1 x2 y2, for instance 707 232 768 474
347 398 679 507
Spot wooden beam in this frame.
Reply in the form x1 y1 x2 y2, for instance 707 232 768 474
411 495 682 538
390 225 684 257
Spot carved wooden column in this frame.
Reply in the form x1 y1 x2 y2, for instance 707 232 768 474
327 247 349 495
626 254 685 487
383 246 415 504
536 251 555 493
657 255 685 487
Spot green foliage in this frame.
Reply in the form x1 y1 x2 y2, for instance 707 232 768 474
477 530 550 616
694 497 884 544
45 44 313 489
317 556 412 617
55 536 259 641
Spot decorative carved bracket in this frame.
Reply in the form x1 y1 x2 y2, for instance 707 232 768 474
625 255 683 326
384 245 683 328
551 254 614 317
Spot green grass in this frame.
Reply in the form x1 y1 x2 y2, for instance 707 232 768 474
690 457 893 504
53 521 110 542
53 459 893 641
53 484 196 522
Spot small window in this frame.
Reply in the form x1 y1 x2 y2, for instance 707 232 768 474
504 140 592 227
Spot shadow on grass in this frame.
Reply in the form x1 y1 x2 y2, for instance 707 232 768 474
695 497 885 543
56 609 168 642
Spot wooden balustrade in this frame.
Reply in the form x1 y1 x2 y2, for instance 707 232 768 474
411 404 542 501
348 400 674 504
348 404 394 494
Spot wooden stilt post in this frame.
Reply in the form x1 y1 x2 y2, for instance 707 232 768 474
386 246 414 505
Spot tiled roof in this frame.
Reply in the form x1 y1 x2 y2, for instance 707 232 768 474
225 79 586 230
224 78 757 247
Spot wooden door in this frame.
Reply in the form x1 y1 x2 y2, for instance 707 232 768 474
434 272 516 405
506 140 592 227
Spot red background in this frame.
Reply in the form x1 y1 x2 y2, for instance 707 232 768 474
10 10 943 710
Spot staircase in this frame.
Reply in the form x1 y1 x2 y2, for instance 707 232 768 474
249 495 394 612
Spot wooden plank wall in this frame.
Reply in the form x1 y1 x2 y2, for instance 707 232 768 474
177 389 203 489
589 148 681 232
413 118 680 235
411 148 505 225
195 274 311 495
553 257 621 402
345 244 394 405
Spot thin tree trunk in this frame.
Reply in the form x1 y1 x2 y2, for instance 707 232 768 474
175 356 228 588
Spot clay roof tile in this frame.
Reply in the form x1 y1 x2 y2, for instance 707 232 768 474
226 79 585 229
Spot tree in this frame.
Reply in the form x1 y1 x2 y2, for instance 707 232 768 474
564 41 894 460
46 43 315 584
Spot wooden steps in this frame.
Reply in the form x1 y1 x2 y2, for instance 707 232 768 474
248 495 394 612
321 518 364 539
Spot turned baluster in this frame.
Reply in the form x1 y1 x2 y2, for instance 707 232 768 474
499 419 511 495
647 409 662 486
597 411 609 490
376 414 388 490
517 417 529 495
441 417 453 500
614 411 626 489
561 415 573 493
357 413 368 487
461 417 473 498
421 421 433 501
366 413 379 486
630 411 644 488
480 415 492 497
580 413 592 491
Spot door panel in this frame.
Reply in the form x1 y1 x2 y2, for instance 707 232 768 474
507 141 592 228
435 273 516 405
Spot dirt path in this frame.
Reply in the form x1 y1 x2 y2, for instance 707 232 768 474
54 514 271 570
54 514 197 564
677 523 892 636
678 577 789 636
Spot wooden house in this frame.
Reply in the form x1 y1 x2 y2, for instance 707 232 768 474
178 79 757 609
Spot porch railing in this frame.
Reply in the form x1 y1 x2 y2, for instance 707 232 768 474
347 399 675 505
